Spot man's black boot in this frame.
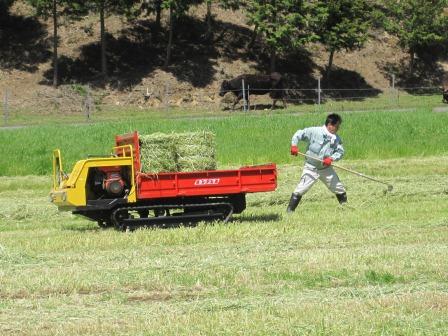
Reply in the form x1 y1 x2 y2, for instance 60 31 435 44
286 193 302 213
336 192 347 205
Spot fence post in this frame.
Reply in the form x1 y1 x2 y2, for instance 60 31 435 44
164 82 170 108
317 77 322 105
247 85 250 112
3 89 9 126
242 79 247 112
391 74 399 107
84 86 93 122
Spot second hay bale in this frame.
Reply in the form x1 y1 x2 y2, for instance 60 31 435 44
174 132 216 171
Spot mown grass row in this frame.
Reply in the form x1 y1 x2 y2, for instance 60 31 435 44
1 106 448 175
1 157 447 335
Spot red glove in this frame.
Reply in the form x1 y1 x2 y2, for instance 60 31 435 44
322 157 333 166
290 145 299 156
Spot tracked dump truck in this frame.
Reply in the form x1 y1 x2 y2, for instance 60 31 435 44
50 131 277 230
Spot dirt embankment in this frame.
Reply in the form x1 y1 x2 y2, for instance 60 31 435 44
0 1 446 113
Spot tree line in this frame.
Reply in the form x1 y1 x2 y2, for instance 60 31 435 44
2 0 448 88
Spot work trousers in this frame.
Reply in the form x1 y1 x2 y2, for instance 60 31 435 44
294 163 346 196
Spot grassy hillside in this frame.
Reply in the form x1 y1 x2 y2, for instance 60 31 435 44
1 157 447 334
1 107 448 176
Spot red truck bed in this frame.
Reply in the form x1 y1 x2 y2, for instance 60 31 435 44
115 132 277 200
137 164 277 199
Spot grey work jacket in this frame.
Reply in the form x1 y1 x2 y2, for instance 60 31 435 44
291 125 344 169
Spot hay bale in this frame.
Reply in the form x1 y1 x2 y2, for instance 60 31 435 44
174 131 216 171
139 131 216 172
139 133 177 172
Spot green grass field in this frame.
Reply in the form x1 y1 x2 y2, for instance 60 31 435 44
1 106 448 335
1 107 448 176
1 157 447 335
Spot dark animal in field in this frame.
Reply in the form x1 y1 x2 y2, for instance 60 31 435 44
442 75 448 103
219 73 287 110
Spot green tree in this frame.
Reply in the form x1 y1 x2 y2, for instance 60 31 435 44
138 0 204 66
205 0 213 39
245 0 313 72
140 0 163 40
384 0 448 74
312 0 372 80
161 0 201 67
28 0 70 87
71 0 137 79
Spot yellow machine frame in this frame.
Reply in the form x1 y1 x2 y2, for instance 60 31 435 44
50 145 137 210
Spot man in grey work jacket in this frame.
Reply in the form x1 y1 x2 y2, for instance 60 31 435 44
287 113 347 213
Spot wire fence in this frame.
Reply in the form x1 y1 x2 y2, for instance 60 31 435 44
0 80 446 126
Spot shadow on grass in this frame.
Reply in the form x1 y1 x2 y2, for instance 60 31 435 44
61 222 100 232
126 214 281 231
230 213 281 223
61 213 281 232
